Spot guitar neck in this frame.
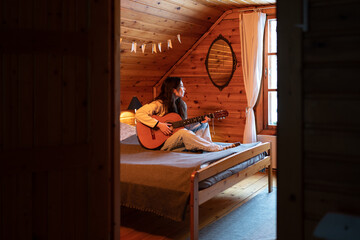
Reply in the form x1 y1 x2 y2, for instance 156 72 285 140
171 113 214 129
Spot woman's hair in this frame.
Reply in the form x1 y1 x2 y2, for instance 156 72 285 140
155 77 187 119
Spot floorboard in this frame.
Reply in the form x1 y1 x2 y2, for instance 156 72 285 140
120 171 277 240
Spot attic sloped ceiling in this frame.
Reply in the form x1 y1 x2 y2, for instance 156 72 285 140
120 0 275 89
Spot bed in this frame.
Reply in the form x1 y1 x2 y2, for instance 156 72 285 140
120 123 273 240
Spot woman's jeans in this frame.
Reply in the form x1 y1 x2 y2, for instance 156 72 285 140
160 122 222 152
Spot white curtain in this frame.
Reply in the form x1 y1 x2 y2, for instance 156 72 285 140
239 12 266 143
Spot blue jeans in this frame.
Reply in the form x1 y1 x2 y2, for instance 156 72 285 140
160 122 222 152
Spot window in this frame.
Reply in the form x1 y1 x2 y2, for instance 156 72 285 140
264 17 277 128
255 16 277 134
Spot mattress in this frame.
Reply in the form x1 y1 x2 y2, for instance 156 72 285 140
120 134 266 221
198 149 267 190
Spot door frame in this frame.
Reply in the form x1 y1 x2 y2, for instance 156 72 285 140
277 0 304 239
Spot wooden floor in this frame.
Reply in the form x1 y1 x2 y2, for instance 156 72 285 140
120 170 277 240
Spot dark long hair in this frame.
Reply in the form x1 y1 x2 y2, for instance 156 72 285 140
155 77 187 119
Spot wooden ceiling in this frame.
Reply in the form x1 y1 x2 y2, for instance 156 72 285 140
120 0 276 88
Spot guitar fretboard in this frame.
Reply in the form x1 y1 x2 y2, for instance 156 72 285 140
171 113 214 128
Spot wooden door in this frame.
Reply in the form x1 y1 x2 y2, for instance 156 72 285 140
278 0 360 239
0 0 120 239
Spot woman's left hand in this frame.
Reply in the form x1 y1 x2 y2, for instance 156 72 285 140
201 116 210 124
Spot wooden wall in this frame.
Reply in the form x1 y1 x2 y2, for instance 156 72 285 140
119 0 223 111
0 0 120 239
169 12 244 142
119 1 276 111
119 5 276 136
169 9 275 143
120 85 154 111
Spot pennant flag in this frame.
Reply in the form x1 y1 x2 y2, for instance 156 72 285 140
141 43 146 53
131 42 137 53
152 43 157 53
127 34 181 54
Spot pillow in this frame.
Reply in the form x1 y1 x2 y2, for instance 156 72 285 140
120 122 136 141
120 134 139 145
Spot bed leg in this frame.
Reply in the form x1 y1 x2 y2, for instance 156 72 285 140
190 172 199 240
268 145 273 193
268 164 273 193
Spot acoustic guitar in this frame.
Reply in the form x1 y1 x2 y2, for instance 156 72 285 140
136 110 229 150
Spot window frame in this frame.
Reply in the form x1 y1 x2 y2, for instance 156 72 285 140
255 14 277 135
264 16 277 130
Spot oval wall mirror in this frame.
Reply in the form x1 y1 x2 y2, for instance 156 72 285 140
205 34 237 91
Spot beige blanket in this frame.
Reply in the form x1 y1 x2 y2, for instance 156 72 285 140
120 135 250 221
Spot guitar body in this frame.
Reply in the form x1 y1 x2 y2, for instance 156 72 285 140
136 113 184 150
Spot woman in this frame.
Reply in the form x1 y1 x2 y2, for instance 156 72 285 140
135 77 239 152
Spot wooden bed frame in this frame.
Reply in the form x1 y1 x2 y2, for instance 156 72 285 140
119 118 272 239
189 142 272 240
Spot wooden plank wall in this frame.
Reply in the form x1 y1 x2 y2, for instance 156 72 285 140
169 12 244 142
169 9 275 143
302 0 360 238
0 0 119 239
119 0 225 110
120 85 153 111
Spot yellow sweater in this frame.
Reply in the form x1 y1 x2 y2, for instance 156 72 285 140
135 100 166 128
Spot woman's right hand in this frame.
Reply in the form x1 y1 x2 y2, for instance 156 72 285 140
158 122 173 135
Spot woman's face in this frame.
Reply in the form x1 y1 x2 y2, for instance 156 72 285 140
174 80 186 98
